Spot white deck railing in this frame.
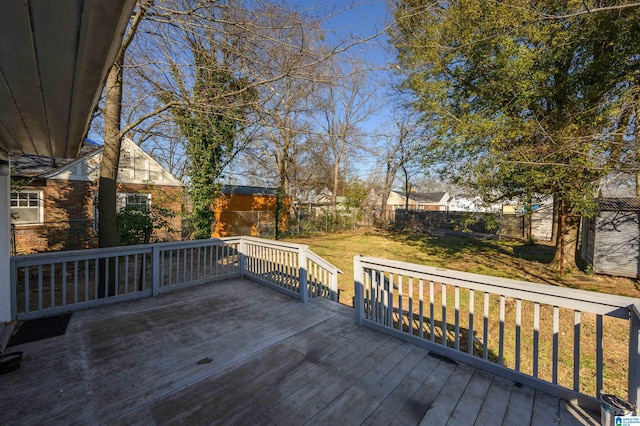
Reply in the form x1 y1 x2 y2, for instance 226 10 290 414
353 255 640 411
10 237 340 320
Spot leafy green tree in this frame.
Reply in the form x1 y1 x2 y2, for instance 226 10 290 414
342 179 368 211
391 0 640 272
117 204 175 246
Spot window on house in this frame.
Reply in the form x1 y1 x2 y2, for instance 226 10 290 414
10 191 42 224
117 193 151 210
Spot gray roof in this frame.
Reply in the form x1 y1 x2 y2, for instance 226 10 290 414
221 185 278 196
409 191 447 203
11 142 101 177
598 198 640 212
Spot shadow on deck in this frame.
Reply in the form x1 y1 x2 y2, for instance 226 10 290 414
0 279 599 425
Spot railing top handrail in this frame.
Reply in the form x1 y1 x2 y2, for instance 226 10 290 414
307 249 343 275
241 236 308 251
357 255 640 317
11 238 240 265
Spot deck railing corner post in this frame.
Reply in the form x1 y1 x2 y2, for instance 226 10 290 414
354 256 364 327
299 247 308 303
629 304 640 406
151 245 160 296
238 238 246 277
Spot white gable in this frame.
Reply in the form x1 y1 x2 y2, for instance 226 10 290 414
42 138 184 187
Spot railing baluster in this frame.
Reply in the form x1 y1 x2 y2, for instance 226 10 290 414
397 275 403 332
124 255 129 294
419 279 424 339
142 252 147 290
168 250 173 286
499 295 505 365
24 266 30 313
84 259 89 302
182 248 187 284
408 277 414 336
515 298 521 371
468 289 474 355
429 280 435 342
73 261 78 304
62 262 67 306
385 273 391 327
483 292 489 360
197 247 201 280
454 286 460 350
114 256 119 296
596 314 603 397
441 283 447 346
553 306 559 384
533 302 540 377
574 310 581 391
37 264 43 310
94 259 98 301
135 253 140 291
50 263 54 308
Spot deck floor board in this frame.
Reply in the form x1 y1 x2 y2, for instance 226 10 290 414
0 278 599 425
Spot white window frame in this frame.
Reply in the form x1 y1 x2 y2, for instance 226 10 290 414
10 190 43 224
116 192 152 210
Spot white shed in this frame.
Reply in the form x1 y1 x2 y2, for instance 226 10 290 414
580 198 640 279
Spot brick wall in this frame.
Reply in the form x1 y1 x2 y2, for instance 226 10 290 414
12 180 184 254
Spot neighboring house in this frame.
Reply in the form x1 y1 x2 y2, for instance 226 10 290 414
313 188 347 209
448 196 501 213
10 138 184 254
212 185 285 238
579 173 640 279
387 190 451 212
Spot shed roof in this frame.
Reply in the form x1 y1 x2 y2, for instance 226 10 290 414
598 198 640 212
221 185 278 196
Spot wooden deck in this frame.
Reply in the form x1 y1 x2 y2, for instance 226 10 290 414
0 279 599 425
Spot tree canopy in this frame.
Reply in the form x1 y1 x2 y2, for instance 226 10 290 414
391 0 640 271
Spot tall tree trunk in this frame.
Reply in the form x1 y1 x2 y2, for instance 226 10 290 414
550 196 579 273
275 147 288 240
97 61 123 298
99 61 123 249
332 158 340 213
551 195 559 244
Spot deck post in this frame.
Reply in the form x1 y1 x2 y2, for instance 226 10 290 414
238 238 246 277
354 256 364 326
151 245 160 296
299 247 308 303
629 304 640 406
330 269 339 302
0 168 11 322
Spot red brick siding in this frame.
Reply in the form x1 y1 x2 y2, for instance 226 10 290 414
12 180 183 254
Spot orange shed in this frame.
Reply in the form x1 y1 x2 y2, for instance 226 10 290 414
212 185 288 237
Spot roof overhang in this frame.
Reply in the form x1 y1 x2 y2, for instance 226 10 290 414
0 0 136 159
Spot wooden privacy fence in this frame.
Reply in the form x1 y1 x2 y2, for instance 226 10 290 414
353 255 640 411
10 237 340 320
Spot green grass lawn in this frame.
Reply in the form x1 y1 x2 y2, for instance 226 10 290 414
287 228 640 306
